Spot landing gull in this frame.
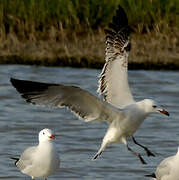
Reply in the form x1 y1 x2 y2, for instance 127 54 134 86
146 147 179 180
10 5 169 164
10 78 168 164
11 128 60 179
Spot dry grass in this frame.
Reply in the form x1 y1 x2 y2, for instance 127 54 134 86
130 28 179 66
0 27 178 69
0 0 178 69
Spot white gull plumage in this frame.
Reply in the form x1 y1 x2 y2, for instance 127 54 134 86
146 147 179 180
10 5 169 164
11 128 60 180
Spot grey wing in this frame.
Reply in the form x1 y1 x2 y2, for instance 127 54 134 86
155 156 174 180
98 5 135 108
10 78 123 122
17 146 36 171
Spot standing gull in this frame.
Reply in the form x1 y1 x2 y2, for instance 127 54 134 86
10 5 169 164
11 128 60 179
146 147 179 180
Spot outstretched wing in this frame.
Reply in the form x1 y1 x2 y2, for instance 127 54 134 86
10 78 123 123
98 5 135 108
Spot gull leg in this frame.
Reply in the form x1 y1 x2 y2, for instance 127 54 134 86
93 149 104 160
92 141 108 160
122 137 146 164
132 136 155 157
127 144 147 164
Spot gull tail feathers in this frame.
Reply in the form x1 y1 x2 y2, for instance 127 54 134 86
10 157 19 166
145 173 156 178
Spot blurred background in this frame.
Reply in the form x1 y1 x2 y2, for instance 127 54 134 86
0 0 178 69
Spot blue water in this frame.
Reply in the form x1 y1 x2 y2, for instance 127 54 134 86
0 65 179 179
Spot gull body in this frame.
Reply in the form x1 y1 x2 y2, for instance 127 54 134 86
94 99 168 160
11 129 60 179
146 148 179 180
10 5 169 164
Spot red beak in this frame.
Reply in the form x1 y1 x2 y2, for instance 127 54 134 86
159 109 169 116
49 135 55 139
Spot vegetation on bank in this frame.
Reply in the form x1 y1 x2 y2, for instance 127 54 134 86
1 0 178 33
0 0 178 69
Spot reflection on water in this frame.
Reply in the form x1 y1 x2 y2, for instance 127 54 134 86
0 65 179 179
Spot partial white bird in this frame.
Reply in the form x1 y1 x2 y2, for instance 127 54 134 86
11 128 60 180
10 5 169 164
146 147 179 180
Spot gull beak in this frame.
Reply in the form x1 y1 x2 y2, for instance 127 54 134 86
49 135 55 139
158 109 169 116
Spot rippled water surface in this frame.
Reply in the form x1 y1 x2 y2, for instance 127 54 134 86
0 65 179 179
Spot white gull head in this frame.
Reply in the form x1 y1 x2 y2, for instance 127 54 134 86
137 99 169 116
39 128 55 143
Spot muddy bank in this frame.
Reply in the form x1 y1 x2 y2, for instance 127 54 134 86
0 29 178 70
1 55 179 70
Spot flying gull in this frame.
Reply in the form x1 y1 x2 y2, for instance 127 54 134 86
11 128 60 179
10 5 169 164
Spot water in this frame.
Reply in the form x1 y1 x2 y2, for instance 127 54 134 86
0 65 179 179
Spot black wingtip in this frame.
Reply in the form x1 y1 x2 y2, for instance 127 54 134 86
10 77 17 87
117 5 128 20
10 77 28 93
10 157 19 166
145 173 156 178
105 4 131 38
10 77 53 94
114 4 128 27
115 5 135 33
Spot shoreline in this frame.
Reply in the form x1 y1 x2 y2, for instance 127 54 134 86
0 1 178 70
0 29 178 70
1 55 179 70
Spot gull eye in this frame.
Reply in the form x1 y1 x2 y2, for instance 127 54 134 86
152 105 157 108
43 132 45 135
